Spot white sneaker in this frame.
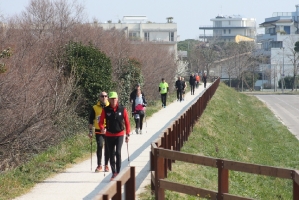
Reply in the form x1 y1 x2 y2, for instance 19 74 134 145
135 128 139 134
140 130 142 134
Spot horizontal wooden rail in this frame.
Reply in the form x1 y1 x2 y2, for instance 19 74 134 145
153 146 299 200
158 148 217 167
157 148 295 179
94 166 135 200
160 179 218 199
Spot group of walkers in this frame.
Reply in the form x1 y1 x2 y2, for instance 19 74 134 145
189 72 207 95
88 72 207 181
175 76 187 102
88 91 131 181
88 83 147 181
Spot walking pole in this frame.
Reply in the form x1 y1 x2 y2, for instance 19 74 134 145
90 137 92 171
145 112 147 128
89 128 94 172
103 137 106 177
127 142 130 167
145 111 147 133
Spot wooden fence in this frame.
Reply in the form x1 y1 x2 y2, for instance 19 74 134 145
93 166 135 200
150 78 299 200
94 78 299 199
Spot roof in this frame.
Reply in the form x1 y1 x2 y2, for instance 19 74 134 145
259 19 293 27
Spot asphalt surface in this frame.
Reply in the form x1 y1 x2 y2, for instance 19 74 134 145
255 95 299 140
14 84 210 200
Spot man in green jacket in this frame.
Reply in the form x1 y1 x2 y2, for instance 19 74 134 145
159 78 169 108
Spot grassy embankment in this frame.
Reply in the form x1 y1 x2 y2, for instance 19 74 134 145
138 83 299 200
0 88 180 200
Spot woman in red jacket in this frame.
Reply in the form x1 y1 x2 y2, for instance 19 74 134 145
98 91 131 181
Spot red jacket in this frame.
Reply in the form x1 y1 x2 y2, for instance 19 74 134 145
98 104 131 137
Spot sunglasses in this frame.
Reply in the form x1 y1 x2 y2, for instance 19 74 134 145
100 95 108 98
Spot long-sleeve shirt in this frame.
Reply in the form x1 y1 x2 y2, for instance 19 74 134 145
98 105 131 137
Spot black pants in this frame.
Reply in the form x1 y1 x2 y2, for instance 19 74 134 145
161 93 167 106
190 84 195 94
176 89 182 101
204 81 206 88
134 111 145 130
106 136 124 174
95 134 109 166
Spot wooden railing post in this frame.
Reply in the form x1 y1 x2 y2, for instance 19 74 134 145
125 167 135 200
175 120 178 151
178 117 182 151
292 170 299 200
151 143 158 192
103 195 108 200
155 148 165 200
111 180 121 200
162 134 168 178
168 127 173 169
217 159 229 199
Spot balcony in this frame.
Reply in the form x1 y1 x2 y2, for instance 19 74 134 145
199 25 255 30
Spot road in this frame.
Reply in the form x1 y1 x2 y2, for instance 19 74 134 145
255 95 299 140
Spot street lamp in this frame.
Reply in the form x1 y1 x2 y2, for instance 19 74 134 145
280 47 285 93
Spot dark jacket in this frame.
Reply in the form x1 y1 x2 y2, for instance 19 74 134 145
103 106 125 133
175 80 183 90
189 75 196 85
202 75 207 82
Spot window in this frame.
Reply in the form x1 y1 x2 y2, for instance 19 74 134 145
144 32 150 41
228 29 231 34
169 32 174 41
271 41 283 48
214 30 222 36
269 28 275 35
229 21 231 25
284 26 290 34
223 29 226 34
215 21 222 27
129 32 139 38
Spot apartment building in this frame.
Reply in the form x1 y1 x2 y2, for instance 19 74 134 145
257 4 299 89
96 16 178 54
199 15 256 42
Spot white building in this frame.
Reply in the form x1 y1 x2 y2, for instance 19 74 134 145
257 4 299 89
199 15 256 42
96 16 178 54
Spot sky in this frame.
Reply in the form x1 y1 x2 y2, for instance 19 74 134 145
0 0 299 41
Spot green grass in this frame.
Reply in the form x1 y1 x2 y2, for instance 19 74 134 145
138 83 299 200
0 132 92 199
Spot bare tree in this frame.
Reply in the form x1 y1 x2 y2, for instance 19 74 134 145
0 0 86 171
0 0 179 171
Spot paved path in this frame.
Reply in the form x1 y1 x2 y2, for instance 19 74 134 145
255 95 299 141
14 84 210 200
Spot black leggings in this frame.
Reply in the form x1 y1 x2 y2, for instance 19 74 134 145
176 89 182 101
95 134 109 166
106 136 124 174
161 93 167 106
190 84 195 94
134 111 145 130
